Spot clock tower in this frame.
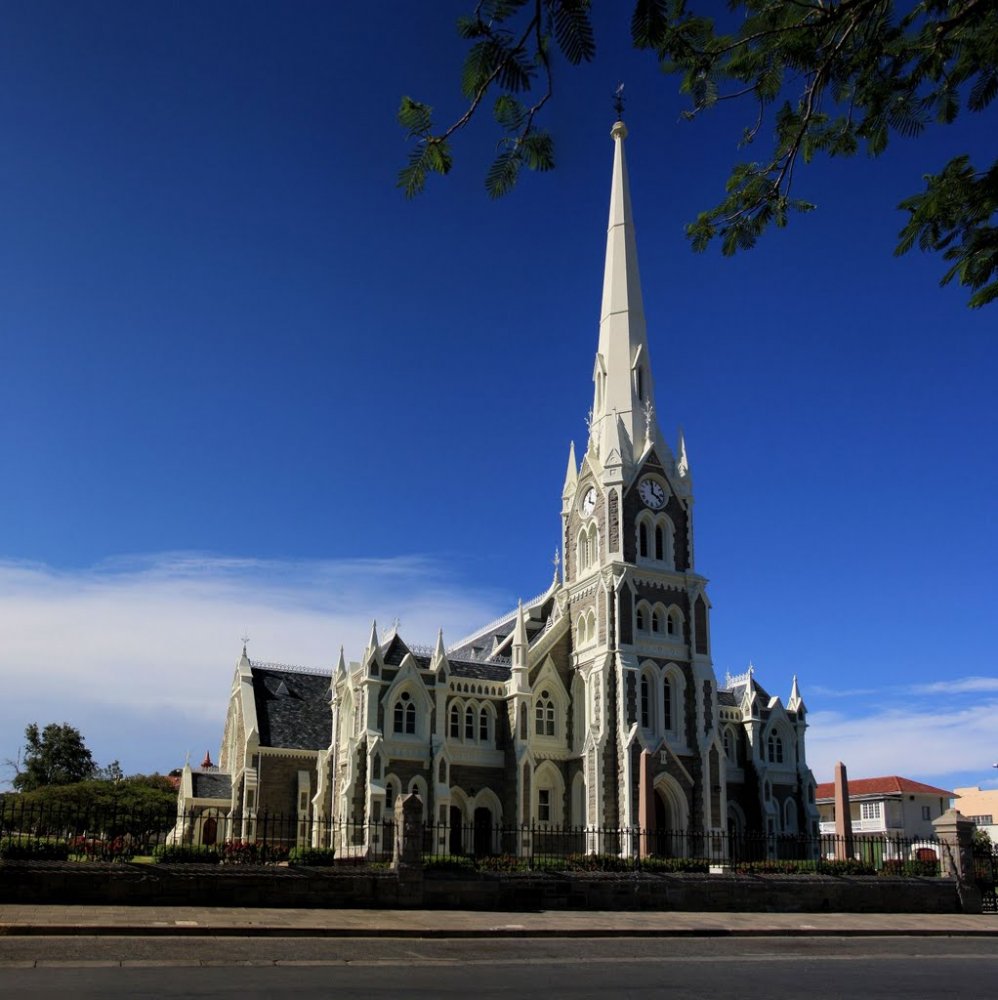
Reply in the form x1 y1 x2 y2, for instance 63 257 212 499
561 119 718 835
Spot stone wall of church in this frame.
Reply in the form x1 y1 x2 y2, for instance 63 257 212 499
255 753 319 820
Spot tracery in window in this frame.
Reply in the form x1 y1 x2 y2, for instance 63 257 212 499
394 691 416 735
535 691 556 737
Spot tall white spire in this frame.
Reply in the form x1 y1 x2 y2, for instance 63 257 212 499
590 120 658 465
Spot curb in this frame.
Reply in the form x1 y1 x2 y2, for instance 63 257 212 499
2 924 998 939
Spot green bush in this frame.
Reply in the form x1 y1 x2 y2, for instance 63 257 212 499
152 843 220 864
0 837 70 861
288 847 337 867
640 856 710 874
732 858 877 876
476 853 528 873
422 853 476 872
879 858 939 877
561 853 635 872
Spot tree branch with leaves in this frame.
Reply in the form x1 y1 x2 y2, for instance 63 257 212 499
399 0 998 308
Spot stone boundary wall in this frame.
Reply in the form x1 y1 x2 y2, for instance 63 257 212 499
0 862 960 913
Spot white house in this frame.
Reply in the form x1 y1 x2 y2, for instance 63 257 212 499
816 775 953 841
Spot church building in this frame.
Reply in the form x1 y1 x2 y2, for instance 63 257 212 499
177 120 820 855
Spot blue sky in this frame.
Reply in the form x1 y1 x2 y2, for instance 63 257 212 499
1 2 995 794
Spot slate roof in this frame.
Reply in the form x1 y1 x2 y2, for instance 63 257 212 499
814 776 954 801
192 771 232 800
252 667 332 751
717 690 738 707
448 658 511 682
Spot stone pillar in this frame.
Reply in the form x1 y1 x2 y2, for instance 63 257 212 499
833 761 853 861
392 793 425 908
638 750 655 859
933 809 982 914
393 793 424 869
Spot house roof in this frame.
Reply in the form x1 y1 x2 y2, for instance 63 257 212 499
191 770 232 800
251 666 331 751
815 776 954 801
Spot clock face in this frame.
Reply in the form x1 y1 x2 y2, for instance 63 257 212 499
638 477 667 509
581 487 597 517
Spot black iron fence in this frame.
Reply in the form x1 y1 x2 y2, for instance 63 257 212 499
0 797 942 875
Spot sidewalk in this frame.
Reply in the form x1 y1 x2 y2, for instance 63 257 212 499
1 905 996 938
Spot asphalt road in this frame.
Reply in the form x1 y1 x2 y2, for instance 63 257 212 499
1 936 996 998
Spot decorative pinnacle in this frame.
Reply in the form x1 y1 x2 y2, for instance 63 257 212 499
613 82 625 120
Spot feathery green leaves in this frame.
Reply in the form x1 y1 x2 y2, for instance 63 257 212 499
400 1 998 307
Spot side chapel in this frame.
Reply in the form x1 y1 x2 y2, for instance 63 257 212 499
177 119 820 853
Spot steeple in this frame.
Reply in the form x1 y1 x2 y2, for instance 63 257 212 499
590 120 660 467
561 440 578 498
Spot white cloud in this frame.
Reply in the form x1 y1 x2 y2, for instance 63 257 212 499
0 553 507 787
910 676 998 695
806 699 998 787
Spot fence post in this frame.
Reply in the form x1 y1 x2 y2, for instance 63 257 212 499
932 809 982 913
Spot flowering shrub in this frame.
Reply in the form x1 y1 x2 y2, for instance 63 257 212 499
152 844 220 864
70 835 134 862
219 840 290 864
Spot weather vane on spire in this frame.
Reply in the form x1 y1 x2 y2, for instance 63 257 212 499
613 82 625 120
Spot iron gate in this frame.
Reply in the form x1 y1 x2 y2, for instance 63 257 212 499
973 842 997 913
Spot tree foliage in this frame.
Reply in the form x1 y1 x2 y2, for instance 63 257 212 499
12 722 97 792
399 1 998 308
2 773 178 818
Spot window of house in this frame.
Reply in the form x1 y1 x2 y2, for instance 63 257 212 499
723 728 731 760
666 610 679 636
479 708 489 742
662 677 673 733
465 706 475 741
640 675 650 729
449 705 460 739
921 805 931 821
385 782 395 809
767 733 784 764
651 610 660 633
655 525 664 561
639 522 649 558
535 692 555 737
861 801 881 820
636 605 645 631
394 691 416 735
539 788 551 823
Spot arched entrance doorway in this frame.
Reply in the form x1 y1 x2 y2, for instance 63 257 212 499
652 776 689 857
473 806 493 857
201 816 218 846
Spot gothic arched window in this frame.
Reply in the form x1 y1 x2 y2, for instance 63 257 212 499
449 705 460 739
662 678 673 734
640 675 650 729
535 691 556 737
638 522 649 559
636 605 645 631
767 733 784 764
651 610 661 633
394 691 416 735
465 706 475 741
